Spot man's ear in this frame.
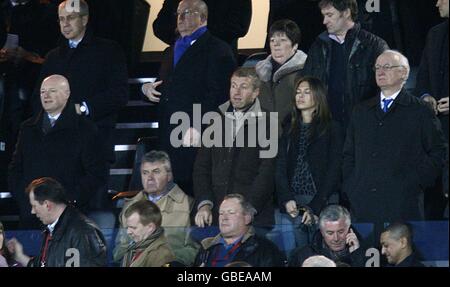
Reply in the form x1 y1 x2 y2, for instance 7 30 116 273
44 200 52 212
244 213 252 226
399 237 408 249
343 8 351 20
82 15 89 27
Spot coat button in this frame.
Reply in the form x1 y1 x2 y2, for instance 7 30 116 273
379 122 383 126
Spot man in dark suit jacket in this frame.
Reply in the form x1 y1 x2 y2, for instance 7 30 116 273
8 75 108 229
415 0 449 220
33 0 129 165
343 50 446 225
152 0 252 54
142 0 236 196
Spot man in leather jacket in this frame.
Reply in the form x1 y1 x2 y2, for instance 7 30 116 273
194 194 285 267
7 177 107 267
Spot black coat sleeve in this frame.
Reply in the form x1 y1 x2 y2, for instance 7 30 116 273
275 130 295 212
309 123 344 214
207 0 252 44
75 122 109 207
85 42 129 121
153 0 179 45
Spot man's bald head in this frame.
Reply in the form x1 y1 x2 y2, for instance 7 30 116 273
40 75 71 116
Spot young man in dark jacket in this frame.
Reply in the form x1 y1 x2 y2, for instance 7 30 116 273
302 0 388 129
7 177 107 267
194 194 285 267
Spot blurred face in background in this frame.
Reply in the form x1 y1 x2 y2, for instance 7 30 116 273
437 0 449 18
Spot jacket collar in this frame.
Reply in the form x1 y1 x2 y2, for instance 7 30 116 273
364 88 412 110
26 103 80 133
201 226 256 250
218 98 264 118
59 29 95 51
128 183 187 205
255 50 307 82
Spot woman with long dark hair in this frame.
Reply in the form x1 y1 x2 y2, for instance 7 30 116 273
275 76 344 249
0 221 15 267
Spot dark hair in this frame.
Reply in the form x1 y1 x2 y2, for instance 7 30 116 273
319 0 358 21
232 67 261 90
0 221 13 265
124 200 162 227
25 177 68 205
290 76 332 139
268 19 301 47
382 222 414 248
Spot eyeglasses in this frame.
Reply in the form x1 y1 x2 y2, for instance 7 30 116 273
174 9 199 18
58 14 82 23
373 64 404 72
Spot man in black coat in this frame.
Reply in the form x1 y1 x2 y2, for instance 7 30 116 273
33 0 129 165
8 75 108 229
142 0 236 196
153 0 252 54
194 194 285 267
415 0 449 220
7 177 107 267
302 0 388 129
380 222 424 267
343 50 446 225
289 205 366 267
193 67 276 228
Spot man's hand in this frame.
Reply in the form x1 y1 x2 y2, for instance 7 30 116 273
346 228 360 253
6 238 30 266
195 205 213 228
285 200 298 218
301 210 318 226
422 95 438 115
142 80 163 103
437 97 449 115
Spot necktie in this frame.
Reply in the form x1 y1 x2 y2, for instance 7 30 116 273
382 98 393 113
49 117 56 127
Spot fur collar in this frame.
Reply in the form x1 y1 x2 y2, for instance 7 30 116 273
255 50 307 83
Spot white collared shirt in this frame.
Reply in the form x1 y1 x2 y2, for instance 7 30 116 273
380 90 401 110
328 34 345 44
47 217 59 235
69 38 83 48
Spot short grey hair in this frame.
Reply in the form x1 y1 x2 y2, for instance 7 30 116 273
302 255 336 267
141 150 172 173
381 49 411 84
223 194 257 222
319 205 351 229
